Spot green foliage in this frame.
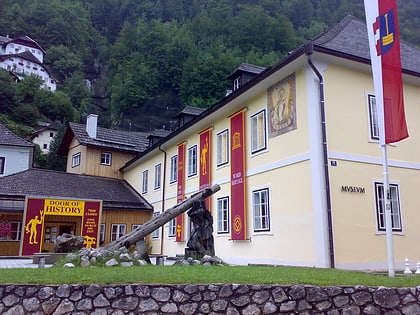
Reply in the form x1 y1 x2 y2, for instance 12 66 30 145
0 0 418 151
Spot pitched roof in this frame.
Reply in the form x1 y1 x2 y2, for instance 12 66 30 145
227 63 267 79
122 15 420 170
0 123 33 147
0 168 153 211
312 15 420 73
176 106 206 118
30 122 61 139
58 122 151 156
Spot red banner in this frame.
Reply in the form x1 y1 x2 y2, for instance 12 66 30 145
365 0 408 144
81 201 102 248
199 128 212 210
176 143 186 242
230 110 247 240
21 197 101 255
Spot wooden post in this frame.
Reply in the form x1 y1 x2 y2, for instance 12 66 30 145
103 184 220 251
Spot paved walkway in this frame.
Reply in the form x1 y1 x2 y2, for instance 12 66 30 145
0 258 52 269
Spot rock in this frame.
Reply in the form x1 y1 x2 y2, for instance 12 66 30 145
54 233 84 253
63 263 75 268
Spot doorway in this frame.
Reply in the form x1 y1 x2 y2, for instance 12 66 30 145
42 222 76 252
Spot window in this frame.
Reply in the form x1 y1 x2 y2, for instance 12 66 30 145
217 130 229 166
132 224 141 231
111 224 126 241
101 152 112 166
168 219 176 237
251 110 267 154
170 155 178 184
49 132 54 137
99 224 105 244
72 153 81 167
0 222 22 241
367 94 380 141
43 144 48 149
154 163 162 190
233 77 241 91
187 145 197 177
374 182 402 232
0 157 5 174
217 197 230 234
253 188 270 232
152 212 160 238
142 170 149 194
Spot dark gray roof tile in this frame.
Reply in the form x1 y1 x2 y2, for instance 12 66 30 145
0 123 34 147
313 15 420 73
0 168 153 211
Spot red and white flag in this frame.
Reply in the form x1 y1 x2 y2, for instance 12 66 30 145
364 0 408 144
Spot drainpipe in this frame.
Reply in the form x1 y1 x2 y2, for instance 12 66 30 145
158 144 167 255
305 42 335 269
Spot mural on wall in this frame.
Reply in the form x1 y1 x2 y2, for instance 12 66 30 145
267 73 296 138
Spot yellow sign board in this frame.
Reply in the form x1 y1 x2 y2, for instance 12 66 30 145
43 199 85 216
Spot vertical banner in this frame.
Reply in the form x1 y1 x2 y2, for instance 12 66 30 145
364 0 408 144
21 198 45 255
21 197 101 255
230 110 247 240
81 201 102 248
199 128 212 210
176 143 186 242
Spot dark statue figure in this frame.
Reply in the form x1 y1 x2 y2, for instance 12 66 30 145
186 200 215 257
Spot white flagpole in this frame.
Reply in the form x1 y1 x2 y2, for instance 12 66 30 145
381 144 395 277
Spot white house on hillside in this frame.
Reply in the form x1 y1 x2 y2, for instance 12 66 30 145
0 35 57 91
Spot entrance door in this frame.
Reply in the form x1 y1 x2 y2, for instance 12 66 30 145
42 223 75 252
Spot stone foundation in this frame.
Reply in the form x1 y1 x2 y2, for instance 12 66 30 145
1 283 420 314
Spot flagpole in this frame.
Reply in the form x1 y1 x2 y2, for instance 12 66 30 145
381 143 395 277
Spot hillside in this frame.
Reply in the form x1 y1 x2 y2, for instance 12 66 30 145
0 0 418 136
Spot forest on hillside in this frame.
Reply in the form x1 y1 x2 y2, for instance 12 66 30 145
0 0 419 136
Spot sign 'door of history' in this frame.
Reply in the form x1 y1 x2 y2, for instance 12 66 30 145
20 197 101 256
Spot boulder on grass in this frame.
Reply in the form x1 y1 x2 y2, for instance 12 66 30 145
54 233 84 253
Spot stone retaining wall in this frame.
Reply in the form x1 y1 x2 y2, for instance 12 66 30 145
1 283 420 314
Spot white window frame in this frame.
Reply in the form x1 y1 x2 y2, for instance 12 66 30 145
251 109 267 154
168 218 176 237
142 170 149 194
217 197 230 234
132 224 141 231
187 145 197 177
0 157 5 174
99 224 105 244
367 94 380 141
152 212 160 238
169 155 178 184
233 77 241 91
72 152 81 167
252 187 271 232
0 221 22 241
111 224 126 241
154 163 162 190
101 152 112 165
374 181 402 233
216 129 229 167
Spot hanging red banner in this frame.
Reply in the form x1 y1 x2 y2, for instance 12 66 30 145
199 128 212 211
176 143 186 242
230 110 247 240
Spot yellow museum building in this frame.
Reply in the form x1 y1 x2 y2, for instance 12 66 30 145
122 16 420 271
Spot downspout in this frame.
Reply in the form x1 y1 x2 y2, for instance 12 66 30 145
158 144 167 255
305 42 335 269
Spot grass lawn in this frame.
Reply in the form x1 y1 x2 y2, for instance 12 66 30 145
1 265 420 287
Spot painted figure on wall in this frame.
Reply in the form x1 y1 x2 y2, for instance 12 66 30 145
25 210 44 244
267 73 296 138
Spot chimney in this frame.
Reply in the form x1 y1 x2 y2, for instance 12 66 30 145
86 114 98 139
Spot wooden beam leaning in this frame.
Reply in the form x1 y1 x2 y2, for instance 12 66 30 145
103 184 220 251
